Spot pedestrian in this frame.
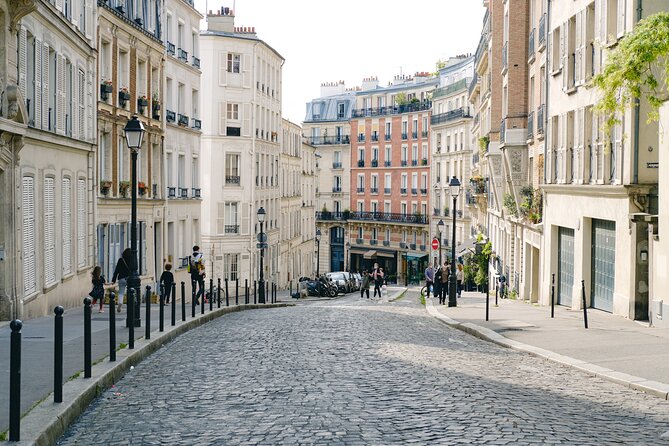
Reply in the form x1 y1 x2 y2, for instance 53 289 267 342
434 264 443 302
372 264 384 298
160 262 175 304
89 266 106 313
424 264 435 299
456 263 464 298
361 270 371 299
111 248 134 312
439 262 450 305
189 245 205 304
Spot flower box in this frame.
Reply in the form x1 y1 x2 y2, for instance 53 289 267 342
119 181 130 197
100 180 112 195
101 82 113 93
118 90 130 102
138 97 149 107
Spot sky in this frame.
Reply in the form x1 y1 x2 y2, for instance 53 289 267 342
193 0 486 124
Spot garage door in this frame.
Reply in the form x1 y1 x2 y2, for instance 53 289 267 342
557 227 574 307
591 219 615 312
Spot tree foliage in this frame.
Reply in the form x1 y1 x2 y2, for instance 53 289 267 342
592 12 669 131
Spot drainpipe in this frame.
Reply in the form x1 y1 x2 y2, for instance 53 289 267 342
633 0 643 184
544 0 551 184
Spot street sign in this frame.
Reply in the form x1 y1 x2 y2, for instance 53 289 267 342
256 242 268 249
256 233 267 243
431 238 440 250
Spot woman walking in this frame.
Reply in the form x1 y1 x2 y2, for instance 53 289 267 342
456 263 464 298
89 266 106 313
111 248 134 312
360 270 371 299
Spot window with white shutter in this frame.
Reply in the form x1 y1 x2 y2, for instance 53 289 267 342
77 178 87 267
22 177 36 295
42 43 50 130
44 177 56 285
62 177 72 275
18 27 27 99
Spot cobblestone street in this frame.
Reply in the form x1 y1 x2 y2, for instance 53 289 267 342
58 292 669 445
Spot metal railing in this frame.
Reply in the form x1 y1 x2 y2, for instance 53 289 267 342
225 175 240 184
502 42 508 71
384 187 391 194
400 188 407 194
384 161 392 167
351 101 432 118
192 118 201 129
332 186 342 193
539 14 546 47
357 160 365 167
332 162 342 169
431 107 471 125
178 48 188 62
500 119 506 144
225 225 239 234
370 187 378 194
166 110 176 122
178 114 189 126
528 28 535 60
537 104 545 135
192 56 200 69
167 42 175 55
192 188 201 198
358 134 365 142
304 135 350 145
527 111 534 139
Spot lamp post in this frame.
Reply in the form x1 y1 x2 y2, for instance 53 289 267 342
345 241 350 272
315 229 321 277
257 207 266 304
124 115 145 327
437 219 445 266
448 176 461 307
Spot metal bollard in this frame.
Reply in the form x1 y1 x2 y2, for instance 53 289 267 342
209 278 214 312
225 278 230 307
495 282 498 307
201 281 205 315
217 278 222 308
84 297 92 378
181 281 186 322
128 288 135 349
274 283 277 303
171 282 177 326
9 319 22 441
145 285 152 340
191 280 196 318
254 280 257 304
551 273 555 318
235 279 239 305
109 291 116 362
159 284 165 332
581 280 589 329
54 306 64 403
290 280 292 299
245 279 249 305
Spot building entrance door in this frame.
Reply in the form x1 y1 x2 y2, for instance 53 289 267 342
557 227 574 307
591 219 615 312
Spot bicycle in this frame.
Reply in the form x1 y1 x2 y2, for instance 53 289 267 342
420 283 433 299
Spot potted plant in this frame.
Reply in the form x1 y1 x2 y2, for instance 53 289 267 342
138 95 149 107
421 158 428 166
119 180 130 197
118 87 130 105
100 179 112 195
138 181 147 196
101 80 113 93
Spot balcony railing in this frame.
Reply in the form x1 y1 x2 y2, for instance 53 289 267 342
356 238 363 244
410 243 417 250
383 240 390 246
304 135 350 145
178 114 189 126
419 245 426 251
537 104 545 135
371 133 379 142
192 188 201 198
225 175 240 184
357 187 365 193
371 187 378 194
385 133 391 141
528 28 535 60
178 48 188 62
539 14 546 47
384 161 392 167
430 107 471 125
351 101 432 118
358 134 365 142
332 162 342 169
500 119 506 144
527 111 534 140
411 188 418 195
371 159 378 167
315 211 429 225
167 187 176 198
370 239 378 246
192 56 200 69
411 160 418 166
167 42 175 55
420 188 428 195
502 42 508 71
179 187 188 198
401 132 408 140
166 110 176 122
412 131 418 139
400 188 407 194
401 160 408 167
192 118 201 129
357 160 365 167
384 187 391 194
332 186 342 193
225 225 239 234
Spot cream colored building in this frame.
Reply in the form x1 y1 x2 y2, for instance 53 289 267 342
162 0 202 286
1 0 98 320
652 104 669 327
543 0 661 319
200 8 282 285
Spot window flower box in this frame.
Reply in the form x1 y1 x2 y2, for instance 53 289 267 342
101 81 113 94
100 179 112 195
137 96 149 107
138 181 147 196
119 180 130 197
118 88 130 106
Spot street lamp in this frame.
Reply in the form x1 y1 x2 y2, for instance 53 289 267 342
315 229 321 277
124 115 145 327
437 219 445 266
448 176 461 307
257 207 266 304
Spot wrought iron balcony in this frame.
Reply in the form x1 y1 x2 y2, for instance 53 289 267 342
192 56 200 69
431 107 471 125
401 160 408 167
401 132 408 140
371 187 378 194
412 131 418 139
384 187 391 195
192 118 201 129
411 188 418 195
385 133 391 141
527 111 534 140
315 211 428 225
357 187 365 193
420 188 428 195
167 186 176 198
225 175 240 184
304 135 351 145
539 14 546 47
370 239 378 246
411 160 418 166
332 186 342 193
419 245 426 251
192 188 201 198
384 161 391 167
358 134 365 142
410 243 417 250
371 133 379 142
167 42 175 55
537 104 545 135
166 110 176 122
383 240 390 246
351 101 432 118
528 28 536 60
178 48 188 62
332 162 342 169
225 225 239 234
371 159 378 167
178 114 189 126
356 238 363 244
179 187 188 198
357 160 365 168
400 188 407 194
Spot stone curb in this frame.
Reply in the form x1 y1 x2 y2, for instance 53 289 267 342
425 299 669 401
1 303 291 446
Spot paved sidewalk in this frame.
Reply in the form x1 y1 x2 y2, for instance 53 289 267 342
424 289 669 399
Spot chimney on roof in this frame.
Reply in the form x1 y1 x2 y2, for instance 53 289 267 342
207 6 235 32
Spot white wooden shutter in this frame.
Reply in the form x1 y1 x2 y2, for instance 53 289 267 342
598 0 607 43
55 0 63 12
219 52 227 86
242 54 251 88
241 202 250 235
575 11 583 86
77 178 86 266
44 177 56 285
18 27 27 99
34 39 42 128
218 102 226 135
617 0 626 38
561 23 568 90
242 103 251 137
56 54 65 133
77 69 86 139
216 202 225 234
41 43 50 130
585 7 594 80
62 177 72 275
22 177 36 295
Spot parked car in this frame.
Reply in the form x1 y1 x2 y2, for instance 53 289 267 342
326 272 355 294
351 272 362 291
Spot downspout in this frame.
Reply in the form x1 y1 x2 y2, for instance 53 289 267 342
633 0 643 184
544 0 551 184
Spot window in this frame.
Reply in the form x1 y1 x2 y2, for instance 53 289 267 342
337 102 345 118
192 157 199 188
385 121 391 137
77 179 87 267
385 146 391 162
178 154 185 188
227 103 239 120
23 176 36 294
225 153 239 180
44 177 56 285
225 202 239 233
224 253 239 280
62 177 72 275
227 53 241 73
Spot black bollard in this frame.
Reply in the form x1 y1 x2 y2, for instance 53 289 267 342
128 288 135 349
181 281 186 322
145 285 152 340
246 279 250 305
485 283 490 321
495 282 498 306
254 280 257 304
201 281 205 315
290 280 293 299
109 291 116 362
54 306 64 403
191 280 196 318
235 279 239 305
551 273 555 318
273 283 277 303
581 280 589 329
159 284 165 332
209 278 214 312
84 297 92 378
9 319 22 441
171 282 177 326
225 278 230 307
217 278 222 308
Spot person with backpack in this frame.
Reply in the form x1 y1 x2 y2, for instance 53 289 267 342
160 263 175 304
111 248 134 312
372 264 384 298
190 245 205 304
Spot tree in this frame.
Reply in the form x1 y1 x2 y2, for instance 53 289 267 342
592 12 669 131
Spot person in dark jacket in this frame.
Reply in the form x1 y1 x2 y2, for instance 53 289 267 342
434 265 443 302
160 263 175 304
360 270 371 299
111 248 134 312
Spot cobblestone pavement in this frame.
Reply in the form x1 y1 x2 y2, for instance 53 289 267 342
58 292 669 445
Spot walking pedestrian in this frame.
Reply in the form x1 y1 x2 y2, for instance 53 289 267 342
189 245 205 304
89 266 106 313
456 263 464 298
160 263 175 304
439 262 450 305
360 270 371 299
424 264 435 299
372 264 384 298
111 248 134 312
434 264 443 302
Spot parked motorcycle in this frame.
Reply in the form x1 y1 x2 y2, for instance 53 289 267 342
303 276 337 297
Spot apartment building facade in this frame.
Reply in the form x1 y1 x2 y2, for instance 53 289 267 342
96 0 165 292
200 7 283 285
1 0 98 320
303 82 355 273
162 0 202 285
431 56 475 266
543 0 661 319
